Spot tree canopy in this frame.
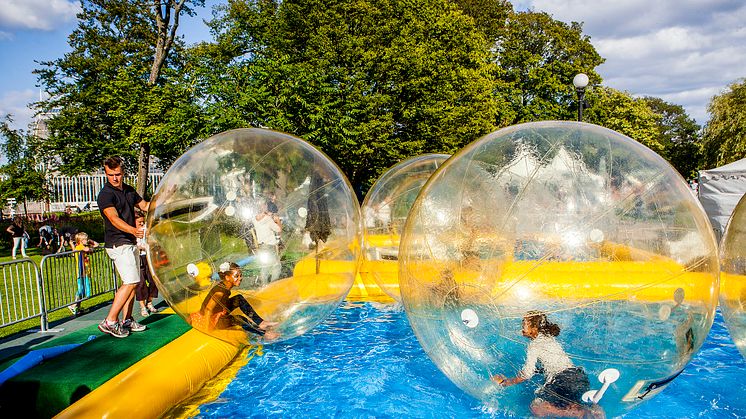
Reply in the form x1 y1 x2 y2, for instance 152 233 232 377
703 78 746 168
20 0 719 197
198 0 501 195
643 96 702 179
0 116 49 211
493 10 604 124
583 87 663 154
34 0 204 194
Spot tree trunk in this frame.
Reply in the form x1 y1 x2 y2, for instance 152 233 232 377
136 0 186 197
137 142 151 198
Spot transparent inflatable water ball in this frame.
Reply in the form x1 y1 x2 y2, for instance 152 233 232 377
146 128 360 345
399 121 719 418
361 154 449 301
720 194 746 360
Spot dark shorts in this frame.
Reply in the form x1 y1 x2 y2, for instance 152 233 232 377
135 255 158 301
535 367 590 408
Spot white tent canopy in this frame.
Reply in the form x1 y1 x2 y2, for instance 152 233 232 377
698 158 746 239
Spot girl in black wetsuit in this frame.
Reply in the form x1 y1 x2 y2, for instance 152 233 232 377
190 262 278 339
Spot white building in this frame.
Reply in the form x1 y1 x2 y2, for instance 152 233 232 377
47 171 163 213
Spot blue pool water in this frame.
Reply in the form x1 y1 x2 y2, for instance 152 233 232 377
196 303 746 418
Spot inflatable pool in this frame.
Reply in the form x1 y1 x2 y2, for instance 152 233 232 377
52 241 715 418
193 302 746 418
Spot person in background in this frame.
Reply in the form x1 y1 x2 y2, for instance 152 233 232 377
189 262 278 340
69 231 99 315
96 156 149 338
22 229 29 253
57 225 79 253
52 227 62 253
6 217 27 259
266 191 279 215
134 211 159 317
373 199 392 229
38 224 53 250
491 311 603 418
252 199 282 285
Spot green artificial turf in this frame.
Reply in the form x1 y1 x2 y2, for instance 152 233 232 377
0 313 191 418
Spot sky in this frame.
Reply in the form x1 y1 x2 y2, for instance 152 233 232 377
0 0 745 133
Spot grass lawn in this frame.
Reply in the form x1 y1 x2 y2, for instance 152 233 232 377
0 242 48 266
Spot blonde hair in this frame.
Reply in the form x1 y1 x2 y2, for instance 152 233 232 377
75 232 89 245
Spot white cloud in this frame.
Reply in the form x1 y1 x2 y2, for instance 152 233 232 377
0 89 38 131
0 0 79 31
512 0 746 124
514 0 743 37
595 27 710 61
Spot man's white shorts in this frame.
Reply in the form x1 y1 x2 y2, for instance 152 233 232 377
106 244 140 285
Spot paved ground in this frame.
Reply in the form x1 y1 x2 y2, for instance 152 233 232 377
0 297 165 362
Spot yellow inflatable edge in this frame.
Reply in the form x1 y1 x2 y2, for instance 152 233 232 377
54 315 240 419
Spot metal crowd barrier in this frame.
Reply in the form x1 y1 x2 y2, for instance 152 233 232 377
0 259 44 330
0 248 119 332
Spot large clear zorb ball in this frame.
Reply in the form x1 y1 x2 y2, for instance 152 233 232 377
399 121 718 418
720 193 746 359
359 154 449 302
146 128 360 345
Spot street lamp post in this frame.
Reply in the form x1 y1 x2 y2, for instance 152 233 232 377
573 73 589 122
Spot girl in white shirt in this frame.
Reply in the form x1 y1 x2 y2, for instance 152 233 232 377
492 311 603 418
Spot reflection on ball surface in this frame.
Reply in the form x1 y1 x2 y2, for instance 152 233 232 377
720 194 746 360
146 128 360 345
361 154 449 301
399 122 718 417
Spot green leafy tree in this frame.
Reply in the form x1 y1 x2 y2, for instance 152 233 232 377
450 0 512 41
447 5 606 126
198 0 500 196
35 0 204 196
493 11 605 124
0 116 49 215
584 86 663 153
703 78 746 168
642 96 702 179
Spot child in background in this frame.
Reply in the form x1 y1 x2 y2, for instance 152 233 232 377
58 225 79 253
70 232 99 315
135 212 158 317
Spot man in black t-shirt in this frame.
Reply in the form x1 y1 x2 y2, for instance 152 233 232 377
96 156 150 338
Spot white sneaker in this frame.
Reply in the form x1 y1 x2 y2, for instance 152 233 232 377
98 320 129 338
140 307 149 317
122 318 147 332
